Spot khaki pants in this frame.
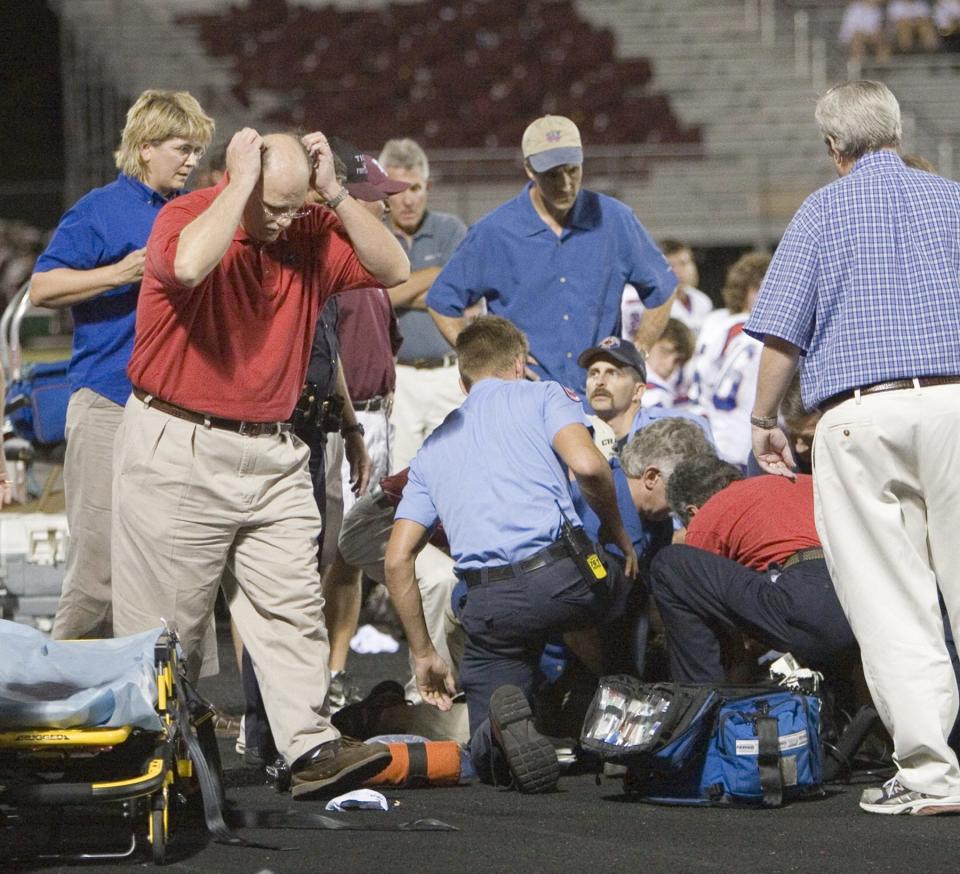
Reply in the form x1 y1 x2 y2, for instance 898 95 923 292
391 363 464 471
53 388 124 640
111 395 337 763
813 383 960 795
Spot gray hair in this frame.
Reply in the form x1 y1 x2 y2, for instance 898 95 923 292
378 137 429 180
815 80 902 160
619 417 715 481
667 455 743 527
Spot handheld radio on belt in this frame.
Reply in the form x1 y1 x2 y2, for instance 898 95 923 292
556 502 607 585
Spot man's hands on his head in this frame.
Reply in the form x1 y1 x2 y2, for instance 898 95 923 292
751 424 797 480
225 128 264 189
301 132 338 198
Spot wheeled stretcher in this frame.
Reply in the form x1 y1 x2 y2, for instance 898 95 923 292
0 620 220 864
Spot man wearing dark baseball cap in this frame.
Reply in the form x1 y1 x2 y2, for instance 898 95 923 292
328 136 409 204
580 337 648 448
426 114 678 396
580 335 713 452
578 335 648 377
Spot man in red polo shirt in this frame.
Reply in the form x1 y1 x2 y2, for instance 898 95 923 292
649 455 857 683
111 128 409 799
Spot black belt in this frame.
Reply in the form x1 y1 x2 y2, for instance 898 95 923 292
353 395 387 412
781 547 825 569
399 354 457 370
133 387 292 437
461 541 570 588
819 376 960 412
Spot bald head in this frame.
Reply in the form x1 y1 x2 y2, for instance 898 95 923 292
261 133 311 187
243 133 312 243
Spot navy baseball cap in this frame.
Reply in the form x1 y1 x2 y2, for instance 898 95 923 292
578 336 647 381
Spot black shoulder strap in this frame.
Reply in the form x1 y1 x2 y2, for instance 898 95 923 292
756 716 783 808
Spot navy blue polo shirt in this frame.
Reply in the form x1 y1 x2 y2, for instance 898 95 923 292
34 173 179 405
427 183 677 394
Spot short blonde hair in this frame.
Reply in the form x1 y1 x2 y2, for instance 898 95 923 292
114 90 215 180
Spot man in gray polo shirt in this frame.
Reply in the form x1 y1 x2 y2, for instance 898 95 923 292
379 138 467 470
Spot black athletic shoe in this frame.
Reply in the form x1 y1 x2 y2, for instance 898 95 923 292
488 685 560 794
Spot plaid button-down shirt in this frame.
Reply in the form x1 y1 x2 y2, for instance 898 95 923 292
746 150 960 409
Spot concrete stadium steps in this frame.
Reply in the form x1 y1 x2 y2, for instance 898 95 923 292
55 0 960 245
578 0 830 242
52 0 249 156
874 60 960 136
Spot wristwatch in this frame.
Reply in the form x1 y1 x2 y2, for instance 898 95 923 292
325 187 349 211
341 422 365 438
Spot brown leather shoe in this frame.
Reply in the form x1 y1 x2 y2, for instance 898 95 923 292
290 737 392 800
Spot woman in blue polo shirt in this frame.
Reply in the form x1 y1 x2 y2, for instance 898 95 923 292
30 89 214 640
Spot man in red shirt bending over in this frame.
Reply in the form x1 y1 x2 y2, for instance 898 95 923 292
111 128 409 799
649 455 857 684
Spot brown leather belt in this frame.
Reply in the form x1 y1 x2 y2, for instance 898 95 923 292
133 386 291 437
819 376 960 412
782 548 825 569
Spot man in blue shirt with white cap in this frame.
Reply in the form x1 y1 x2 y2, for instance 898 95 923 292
426 115 678 395
384 315 638 793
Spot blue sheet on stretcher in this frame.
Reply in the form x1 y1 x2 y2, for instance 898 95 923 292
0 620 163 731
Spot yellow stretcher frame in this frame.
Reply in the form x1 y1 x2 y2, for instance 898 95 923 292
0 631 194 865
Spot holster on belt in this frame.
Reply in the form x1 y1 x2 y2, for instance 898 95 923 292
558 512 608 586
290 384 344 433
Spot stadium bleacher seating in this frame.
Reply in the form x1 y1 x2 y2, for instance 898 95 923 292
177 0 701 153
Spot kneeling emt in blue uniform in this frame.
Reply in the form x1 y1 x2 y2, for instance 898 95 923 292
384 315 638 793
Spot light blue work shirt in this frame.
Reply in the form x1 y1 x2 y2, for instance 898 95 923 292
390 210 467 362
34 173 179 405
427 184 677 394
396 378 588 570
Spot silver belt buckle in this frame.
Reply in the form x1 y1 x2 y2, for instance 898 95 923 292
239 421 274 437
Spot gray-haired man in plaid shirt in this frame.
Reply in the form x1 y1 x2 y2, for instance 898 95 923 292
746 80 960 815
